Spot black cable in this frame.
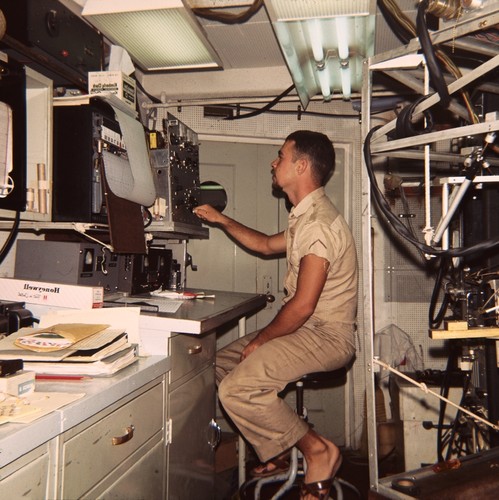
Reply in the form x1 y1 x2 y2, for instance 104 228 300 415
143 207 153 228
445 373 471 460
191 0 263 24
0 210 20 265
437 348 455 462
192 0 263 24
429 257 450 329
193 0 262 23
216 103 359 120
395 96 434 139
226 85 295 120
416 0 451 108
364 126 499 259
134 75 162 104
397 184 428 264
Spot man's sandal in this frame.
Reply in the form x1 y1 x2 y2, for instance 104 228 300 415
300 477 335 499
250 454 291 478
300 454 343 499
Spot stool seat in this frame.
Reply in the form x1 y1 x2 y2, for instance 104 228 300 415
299 367 347 384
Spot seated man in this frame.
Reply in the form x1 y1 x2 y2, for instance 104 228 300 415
194 130 358 499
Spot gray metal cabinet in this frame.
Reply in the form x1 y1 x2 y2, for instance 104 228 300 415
167 331 218 500
58 380 165 499
0 366 168 500
0 443 52 498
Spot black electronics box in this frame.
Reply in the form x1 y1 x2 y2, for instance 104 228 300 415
0 300 34 336
14 240 129 292
14 240 173 295
0 359 23 377
53 98 149 254
0 58 27 212
52 99 117 223
0 0 102 87
130 247 173 295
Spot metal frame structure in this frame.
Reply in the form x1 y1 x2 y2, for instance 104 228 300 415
361 3 499 497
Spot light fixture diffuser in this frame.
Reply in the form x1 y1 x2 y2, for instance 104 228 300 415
83 0 222 71
264 0 376 107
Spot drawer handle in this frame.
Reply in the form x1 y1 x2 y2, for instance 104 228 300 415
208 418 221 450
188 344 202 355
112 425 135 445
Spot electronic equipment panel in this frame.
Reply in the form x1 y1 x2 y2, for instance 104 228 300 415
14 240 173 295
0 0 102 88
52 99 125 223
148 113 207 237
0 57 26 212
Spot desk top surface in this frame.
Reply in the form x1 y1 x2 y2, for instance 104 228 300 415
112 289 268 334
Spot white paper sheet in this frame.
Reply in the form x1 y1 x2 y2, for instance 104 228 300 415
0 392 86 424
104 104 156 207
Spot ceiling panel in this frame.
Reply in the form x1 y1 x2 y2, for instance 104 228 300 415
201 16 284 69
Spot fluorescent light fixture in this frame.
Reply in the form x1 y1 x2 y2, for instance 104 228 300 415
340 61 352 100
264 0 376 107
335 17 350 60
82 0 222 71
317 69 332 101
307 19 324 63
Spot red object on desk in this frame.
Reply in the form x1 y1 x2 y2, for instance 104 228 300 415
35 374 91 381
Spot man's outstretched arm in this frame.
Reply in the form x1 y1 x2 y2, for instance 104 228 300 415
194 204 285 256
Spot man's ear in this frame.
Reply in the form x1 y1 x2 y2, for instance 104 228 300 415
295 156 310 176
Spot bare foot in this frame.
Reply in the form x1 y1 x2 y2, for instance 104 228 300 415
297 430 342 499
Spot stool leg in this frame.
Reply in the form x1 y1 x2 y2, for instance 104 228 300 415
253 380 309 499
253 447 299 500
271 447 299 499
296 380 304 418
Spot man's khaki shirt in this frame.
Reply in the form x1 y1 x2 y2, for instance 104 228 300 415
283 187 358 347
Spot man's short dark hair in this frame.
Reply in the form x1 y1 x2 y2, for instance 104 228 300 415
286 130 335 186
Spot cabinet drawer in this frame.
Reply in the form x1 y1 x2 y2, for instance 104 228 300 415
170 332 215 383
0 444 50 498
61 382 163 499
86 440 164 500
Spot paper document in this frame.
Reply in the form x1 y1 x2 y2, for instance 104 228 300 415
109 105 156 207
24 346 137 377
0 328 127 362
0 392 85 425
66 336 130 362
14 323 110 352
111 296 183 313
39 307 141 349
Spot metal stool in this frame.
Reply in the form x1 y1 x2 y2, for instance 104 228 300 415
244 369 347 499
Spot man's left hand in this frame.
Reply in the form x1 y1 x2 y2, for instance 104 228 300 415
240 334 266 361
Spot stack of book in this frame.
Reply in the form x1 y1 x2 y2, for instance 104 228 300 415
0 323 137 376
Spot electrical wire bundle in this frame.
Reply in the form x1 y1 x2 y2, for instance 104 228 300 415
364 126 499 261
416 0 451 108
377 0 479 124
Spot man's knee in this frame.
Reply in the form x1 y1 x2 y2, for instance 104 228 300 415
218 375 233 407
218 373 248 413
218 376 239 417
